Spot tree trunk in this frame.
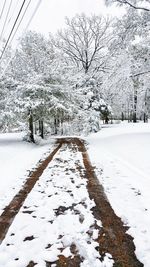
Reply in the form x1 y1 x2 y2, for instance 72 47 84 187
121 112 124 121
132 77 138 123
39 120 44 138
132 112 137 123
60 119 63 135
143 113 147 123
144 90 148 123
54 118 58 135
29 110 35 143
34 122 37 135
105 116 109 124
85 50 89 73
133 89 137 123
129 111 133 122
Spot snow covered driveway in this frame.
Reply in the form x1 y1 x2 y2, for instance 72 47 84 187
0 138 114 267
0 135 143 267
87 122 150 267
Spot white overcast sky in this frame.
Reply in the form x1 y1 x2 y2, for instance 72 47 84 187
0 0 124 51
29 0 123 35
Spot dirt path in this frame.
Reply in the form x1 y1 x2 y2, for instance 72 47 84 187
0 138 143 267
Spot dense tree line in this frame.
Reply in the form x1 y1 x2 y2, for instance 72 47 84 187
0 3 149 141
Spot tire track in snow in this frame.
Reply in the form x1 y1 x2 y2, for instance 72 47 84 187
0 137 144 267
0 141 62 244
73 138 143 267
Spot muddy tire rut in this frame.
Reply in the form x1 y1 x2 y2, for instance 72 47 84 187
0 137 143 267
0 142 62 244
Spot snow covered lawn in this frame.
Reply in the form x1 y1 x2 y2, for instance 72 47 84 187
0 132 54 215
87 122 150 267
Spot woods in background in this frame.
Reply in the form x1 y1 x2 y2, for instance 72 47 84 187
0 2 149 141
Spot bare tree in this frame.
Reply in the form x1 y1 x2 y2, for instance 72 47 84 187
105 0 150 12
55 14 112 74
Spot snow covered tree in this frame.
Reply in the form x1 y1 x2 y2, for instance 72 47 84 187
55 14 112 74
0 76 20 132
0 41 19 132
11 80 76 141
101 0 150 122
11 31 55 84
101 37 150 122
0 23 113 136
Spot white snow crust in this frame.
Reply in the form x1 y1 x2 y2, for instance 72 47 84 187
87 122 150 266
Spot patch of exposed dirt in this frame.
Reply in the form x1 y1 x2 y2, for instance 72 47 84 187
26 261 37 267
24 235 35 242
46 244 82 267
46 255 81 267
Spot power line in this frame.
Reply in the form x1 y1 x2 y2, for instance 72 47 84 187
9 0 32 46
25 0 42 30
0 0 13 43
1 0 24 46
4 0 20 37
0 0 6 20
0 0 42 77
0 0 26 61
9 0 42 46
8 0 20 25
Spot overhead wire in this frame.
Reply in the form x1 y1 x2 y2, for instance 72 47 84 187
0 0 42 77
8 0 20 25
25 0 42 30
9 0 32 46
0 0 13 43
4 0 20 38
0 0 27 61
0 0 7 20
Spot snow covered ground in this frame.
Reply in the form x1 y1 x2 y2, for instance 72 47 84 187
0 122 150 266
0 132 54 215
87 122 150 267
0 140 113 267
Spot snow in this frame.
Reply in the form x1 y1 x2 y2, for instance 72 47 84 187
0 143 113 267
1 122 150 266
0 132 54 215
87 122 150 267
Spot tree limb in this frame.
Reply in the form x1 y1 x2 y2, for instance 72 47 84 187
116 0 150 12
130 70 150 77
